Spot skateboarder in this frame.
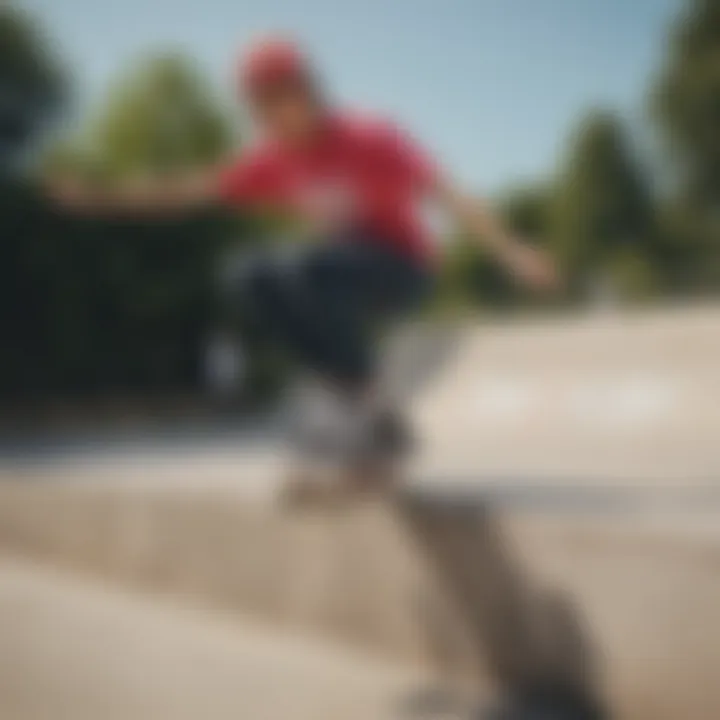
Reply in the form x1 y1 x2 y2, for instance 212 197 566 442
47 36 558 468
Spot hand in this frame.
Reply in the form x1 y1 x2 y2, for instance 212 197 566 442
502 242 561 293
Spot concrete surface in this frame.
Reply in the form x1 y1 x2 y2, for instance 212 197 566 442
2 481 720 719
0 555 423 720
412 305 720 481
2 305 720 720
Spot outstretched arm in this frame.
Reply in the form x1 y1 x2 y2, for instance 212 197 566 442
43 168 220 217
380 119 559 292
434 177 560 292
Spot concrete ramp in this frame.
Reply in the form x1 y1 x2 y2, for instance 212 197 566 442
411 306 720 481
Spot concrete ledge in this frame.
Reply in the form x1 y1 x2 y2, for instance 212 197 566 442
1 481 719 719
0 483 433 662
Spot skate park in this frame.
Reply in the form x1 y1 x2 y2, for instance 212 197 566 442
1 305 719 720
5 0 720 715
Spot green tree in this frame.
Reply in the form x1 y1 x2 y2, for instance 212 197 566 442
90 53 232 178
654 0 720 209
0 4 66 167
651 0 720 292
551 111 656 300
653 199 720 293
500 184 551 241
0 5 68 399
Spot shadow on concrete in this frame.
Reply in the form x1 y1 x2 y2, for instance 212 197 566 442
394 490 607 719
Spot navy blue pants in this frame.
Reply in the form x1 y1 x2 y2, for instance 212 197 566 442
224 236 432 388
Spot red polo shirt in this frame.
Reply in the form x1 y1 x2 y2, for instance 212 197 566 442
217 113 439 264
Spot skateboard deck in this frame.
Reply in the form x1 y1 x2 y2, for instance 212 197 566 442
279 451 404 509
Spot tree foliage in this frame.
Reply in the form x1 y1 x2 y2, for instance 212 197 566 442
91 53 231 178
652 0 720 292
551 111 655 299
500 184 552 244
654 0 720 208
0 5 66 167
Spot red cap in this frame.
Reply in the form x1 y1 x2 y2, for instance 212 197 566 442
240 37 312 98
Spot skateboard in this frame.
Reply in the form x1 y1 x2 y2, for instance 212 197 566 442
279 430 406 509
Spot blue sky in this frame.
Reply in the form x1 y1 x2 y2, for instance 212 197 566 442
25 0 682 190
